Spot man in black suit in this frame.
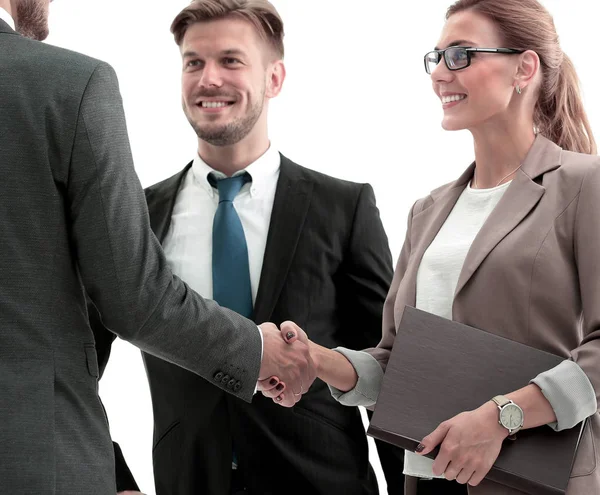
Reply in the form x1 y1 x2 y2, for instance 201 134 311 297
96 0 404 493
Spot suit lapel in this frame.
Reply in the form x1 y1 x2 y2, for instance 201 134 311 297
145 163 192 243
253 155 313 323
0 19 18 35
453 134 561 299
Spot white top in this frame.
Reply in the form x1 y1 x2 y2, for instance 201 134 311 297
407 180 511 478
163 145 280 305
0 7 15 30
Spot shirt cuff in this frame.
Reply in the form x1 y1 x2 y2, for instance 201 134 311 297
531 360 597 431
254 325 264 395
327 348 383 407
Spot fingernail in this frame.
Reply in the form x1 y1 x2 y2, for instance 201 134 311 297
286 331 295 340
275 396 282 402
269 378 278 386
415 444 425 453
276 383 284 391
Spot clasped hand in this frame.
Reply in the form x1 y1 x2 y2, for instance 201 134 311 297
257 321 317 407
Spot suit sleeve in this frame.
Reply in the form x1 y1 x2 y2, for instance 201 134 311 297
534 161 600 428
87 299 140 492
67 61 261 402
337 183 394 350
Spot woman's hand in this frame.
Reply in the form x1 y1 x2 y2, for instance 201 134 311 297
416 401 508 486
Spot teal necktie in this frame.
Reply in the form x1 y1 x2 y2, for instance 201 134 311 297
211 173 253 318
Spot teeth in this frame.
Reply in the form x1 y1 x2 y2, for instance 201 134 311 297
441 94 466 104
201 101 230 108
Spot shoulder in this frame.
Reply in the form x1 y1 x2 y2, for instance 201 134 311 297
280 154 370 200
557 149 600 182
9 37 108 87
410 179 459 218
144 164 192 199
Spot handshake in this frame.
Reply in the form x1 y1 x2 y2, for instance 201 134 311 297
256 321 319 408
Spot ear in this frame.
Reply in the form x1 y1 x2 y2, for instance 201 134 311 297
514 50 540 92
265 60 286 99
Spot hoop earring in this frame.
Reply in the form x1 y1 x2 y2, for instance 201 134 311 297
515 85 522 95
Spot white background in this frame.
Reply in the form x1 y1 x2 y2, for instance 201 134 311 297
45 1 599 493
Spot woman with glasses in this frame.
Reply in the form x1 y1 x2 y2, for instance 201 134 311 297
262 0 599 493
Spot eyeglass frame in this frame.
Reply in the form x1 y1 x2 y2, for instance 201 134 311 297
424 47 526 74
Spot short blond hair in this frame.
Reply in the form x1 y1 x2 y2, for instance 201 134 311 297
171 0 285 59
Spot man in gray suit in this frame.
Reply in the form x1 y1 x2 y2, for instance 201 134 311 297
0 1 315 493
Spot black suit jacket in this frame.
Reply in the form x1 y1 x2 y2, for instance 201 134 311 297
105 155 404 494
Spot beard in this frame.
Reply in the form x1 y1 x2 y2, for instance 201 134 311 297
16 0 49 41
185 88 265 147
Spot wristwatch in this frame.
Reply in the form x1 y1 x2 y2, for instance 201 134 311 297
492 395 524 437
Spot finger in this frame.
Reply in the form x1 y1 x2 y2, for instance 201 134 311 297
257 376 280 392
262 382 286 399
280 321 303 344
443 462 461 481
467 469 487 487
456 468 474 485
417 422 451 456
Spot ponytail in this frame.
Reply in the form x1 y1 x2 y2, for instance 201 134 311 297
535 54 597 154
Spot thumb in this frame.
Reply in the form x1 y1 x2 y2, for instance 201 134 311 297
416 422 450 455
280 321 306 344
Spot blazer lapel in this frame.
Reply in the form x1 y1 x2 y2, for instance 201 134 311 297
253 155 313 324
145 163 192 243
453 134 561 299
402 169 473 307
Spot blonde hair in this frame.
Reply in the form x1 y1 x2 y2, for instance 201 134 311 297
447 0 596 154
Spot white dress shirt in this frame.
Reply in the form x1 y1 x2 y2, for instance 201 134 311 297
163 145 280 304
163 145 280 373
0 7 16 30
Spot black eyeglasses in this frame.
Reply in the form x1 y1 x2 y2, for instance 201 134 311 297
424 46 525 74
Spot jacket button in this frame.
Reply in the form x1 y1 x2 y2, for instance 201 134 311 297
227 379 236 389
234 382 242 392
221 374 230 384
214 372 224 382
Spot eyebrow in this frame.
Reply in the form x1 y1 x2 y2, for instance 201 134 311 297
434 39 477 50
182 48 248 59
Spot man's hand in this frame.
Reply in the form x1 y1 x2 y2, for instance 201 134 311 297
258 322 316 407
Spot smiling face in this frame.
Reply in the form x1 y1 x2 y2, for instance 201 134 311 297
431 10 522 131
180 17 282 147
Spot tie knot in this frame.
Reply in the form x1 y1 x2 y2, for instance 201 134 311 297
213 173 250 202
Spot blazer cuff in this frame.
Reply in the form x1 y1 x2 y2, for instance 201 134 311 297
531 360 597 431
327 348 383 407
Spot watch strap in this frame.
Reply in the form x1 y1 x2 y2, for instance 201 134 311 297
492 395 511 407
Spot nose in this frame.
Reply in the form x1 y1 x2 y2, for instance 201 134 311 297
198 60 223 88
430 58 454 84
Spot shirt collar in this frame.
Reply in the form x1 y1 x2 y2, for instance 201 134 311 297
0 7 16 30
192 144 280 198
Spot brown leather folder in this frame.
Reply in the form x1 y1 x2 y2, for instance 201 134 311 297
367 306 585 495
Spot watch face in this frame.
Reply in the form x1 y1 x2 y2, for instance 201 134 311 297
500 403 523 430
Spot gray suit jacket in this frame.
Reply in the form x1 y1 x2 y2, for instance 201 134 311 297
370 135 600 494
0 20 261 494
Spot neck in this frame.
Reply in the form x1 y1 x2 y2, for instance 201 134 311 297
470 115 536 189
0 1 14 18
198 125 270 176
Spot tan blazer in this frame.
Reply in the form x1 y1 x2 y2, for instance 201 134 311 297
369 135 600 495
